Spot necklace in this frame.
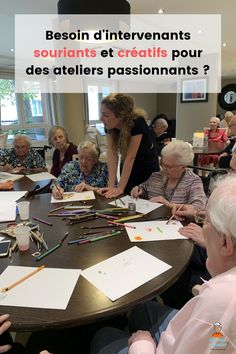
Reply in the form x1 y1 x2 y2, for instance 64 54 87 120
163 170 186 202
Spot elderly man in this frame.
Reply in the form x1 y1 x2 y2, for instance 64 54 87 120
91 174 236 354
0 134 47 174
149 116 171 154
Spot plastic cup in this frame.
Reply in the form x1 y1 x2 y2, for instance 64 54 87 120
15 226 30 251
17 201 30 220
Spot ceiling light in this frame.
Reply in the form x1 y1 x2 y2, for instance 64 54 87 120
222 42 227 47
57 0 130 15
158 9 165 14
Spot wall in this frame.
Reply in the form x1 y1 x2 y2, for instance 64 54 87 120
129 93 157 121
156 93 177 120
176 93 217 142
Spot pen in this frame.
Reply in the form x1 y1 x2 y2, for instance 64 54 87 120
32 217 53 227
48 203 72 214
60 232 69 244
118 198 126 206
1 265 45 292
108 220 136 229
36 244 61 261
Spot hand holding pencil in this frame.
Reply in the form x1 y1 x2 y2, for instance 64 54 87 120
52 184 64 200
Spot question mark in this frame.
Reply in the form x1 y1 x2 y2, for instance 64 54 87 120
203 65 209 75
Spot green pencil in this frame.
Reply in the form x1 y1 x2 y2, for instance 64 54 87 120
36 243 61 261
90 231 121 242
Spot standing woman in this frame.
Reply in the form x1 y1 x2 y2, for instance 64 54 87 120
99 93 159 198
48 126 78 177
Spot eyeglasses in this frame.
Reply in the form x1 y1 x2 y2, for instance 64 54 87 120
161 163 182 169
194 210 209 224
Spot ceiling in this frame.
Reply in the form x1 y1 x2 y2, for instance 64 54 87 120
0 0 235 78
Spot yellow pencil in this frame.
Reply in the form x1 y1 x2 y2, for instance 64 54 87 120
1 265 45 293
115 214 144 223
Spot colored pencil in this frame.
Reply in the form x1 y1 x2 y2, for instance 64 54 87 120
32 217 52 227
115 214 144 223
166 204 184 224
36 244 61 261
1 265 45 292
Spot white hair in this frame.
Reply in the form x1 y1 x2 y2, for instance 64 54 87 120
77 141 100 159
153 118 168 129
161 140 194 166
210 117 220 126
13 134 31 146
207 174 236 242
224 111 234 119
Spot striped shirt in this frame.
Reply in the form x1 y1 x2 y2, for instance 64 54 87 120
139 169 207 210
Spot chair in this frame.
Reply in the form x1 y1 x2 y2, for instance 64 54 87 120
188 166 228 195
0 133 8 148
31 145 52 160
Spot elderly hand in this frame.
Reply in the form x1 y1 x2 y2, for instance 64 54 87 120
149 195 169 206
128 330 157 350
0 164 13 173
52 185 64 199
75 182 88 192
130 186 143 199
179 223 205 248
0 180 14 190
0 314 12 353
172 204 196 221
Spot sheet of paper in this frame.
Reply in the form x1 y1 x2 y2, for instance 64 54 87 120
0 266 81 310
0 172 24 182
109 196 162 214
0 191 27 203
81 246 171 301
51 191 95 203
125 220 187 242
0 201 16 222
26 172 56 182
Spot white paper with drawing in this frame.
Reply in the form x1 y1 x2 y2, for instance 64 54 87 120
0 266 81 309
51 191 95 203
26 172 56 182
109 196 162 214
81 246 171 301
125 220 186 242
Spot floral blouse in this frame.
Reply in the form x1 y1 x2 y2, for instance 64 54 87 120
55 160 108 191
0 148 46 168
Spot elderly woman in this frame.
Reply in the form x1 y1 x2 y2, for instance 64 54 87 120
52 141 108 199
131 140 207 210
220 111 234 136
199 117 229 167
0 135 47 174
48 126 78 177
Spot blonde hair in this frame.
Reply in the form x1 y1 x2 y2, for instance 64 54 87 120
101 93 147 159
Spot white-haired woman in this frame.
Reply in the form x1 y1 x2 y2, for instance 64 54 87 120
52 141 108 199
131 140 207 210
220 111 234 136
0 134 47 174
199 117 229 167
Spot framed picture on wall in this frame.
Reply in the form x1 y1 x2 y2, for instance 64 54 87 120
181 78 208 103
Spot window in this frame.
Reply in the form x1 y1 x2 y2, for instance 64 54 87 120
0 79 51 144
85 80 117 125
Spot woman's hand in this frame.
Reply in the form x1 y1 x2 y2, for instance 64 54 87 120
0 180 14 190
0 314 12 353
172 204 196 221
130 186 143 199
97 187 123 198
179 223 205 248
128 330 156 350
52 185 64 199
0 164 13 173
75 182 88 192
149 195 169 205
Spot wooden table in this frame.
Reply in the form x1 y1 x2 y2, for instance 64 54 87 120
192 141 226 172
0 193 193 332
